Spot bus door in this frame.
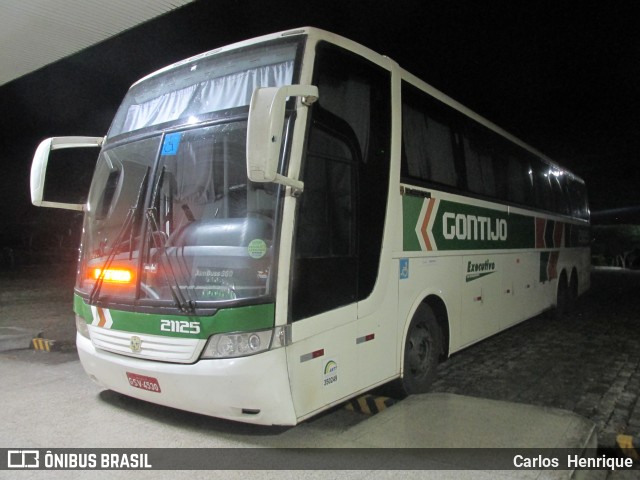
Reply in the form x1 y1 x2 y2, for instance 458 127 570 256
285 104 360 418
284 41 392 418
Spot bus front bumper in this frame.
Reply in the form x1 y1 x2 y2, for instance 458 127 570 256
76 333 298 426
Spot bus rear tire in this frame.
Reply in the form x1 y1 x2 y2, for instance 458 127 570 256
397 304 442 396
568 270 579 312
554 273 569 319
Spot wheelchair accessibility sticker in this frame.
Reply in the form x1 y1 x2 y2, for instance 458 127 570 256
399 258 409 279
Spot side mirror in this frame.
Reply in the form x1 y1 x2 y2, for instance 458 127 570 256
246 85 318 192
31 136 104 211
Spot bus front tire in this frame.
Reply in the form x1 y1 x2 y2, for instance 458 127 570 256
398 304 443 396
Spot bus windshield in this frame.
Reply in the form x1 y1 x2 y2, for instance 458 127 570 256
75 38 304 311
78 121 281 310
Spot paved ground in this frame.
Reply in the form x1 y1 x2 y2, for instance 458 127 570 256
1 264 639 478
0 263 76 348
430 267 640 445
2 264 640 441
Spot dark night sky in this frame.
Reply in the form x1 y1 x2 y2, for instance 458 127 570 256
0 0 638 246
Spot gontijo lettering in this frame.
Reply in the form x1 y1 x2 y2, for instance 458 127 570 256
443 212 507 242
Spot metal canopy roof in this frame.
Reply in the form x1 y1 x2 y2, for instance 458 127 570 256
0 0 195 86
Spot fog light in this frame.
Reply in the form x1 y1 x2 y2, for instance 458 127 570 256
75 315 90 339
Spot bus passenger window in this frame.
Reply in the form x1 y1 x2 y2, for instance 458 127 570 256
507 156 533 206
463 133 496 197
291 111 358 321
532 164 553 211
296 124 355 258
291 42 391 321
568 178 589 220
402 84 458 188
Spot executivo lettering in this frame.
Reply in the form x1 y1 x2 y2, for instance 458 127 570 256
466 259 497 282
467 259 496 273
443 212 507 242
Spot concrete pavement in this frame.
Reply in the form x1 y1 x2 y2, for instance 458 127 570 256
2 265 640 477
0 349 603 478
0 263 76 351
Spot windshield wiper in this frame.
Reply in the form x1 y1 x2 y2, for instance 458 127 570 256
145 210 195 313
144 166 196 313
145 222 195 311
89 167 150 305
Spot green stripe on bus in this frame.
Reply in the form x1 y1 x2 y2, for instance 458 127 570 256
402 195 424 251
73 294 274 339
403 196 537 251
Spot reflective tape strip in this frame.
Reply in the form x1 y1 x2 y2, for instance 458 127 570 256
300 348 324 363
356 333 375 344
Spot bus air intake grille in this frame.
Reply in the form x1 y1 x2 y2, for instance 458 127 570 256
88 326 205 363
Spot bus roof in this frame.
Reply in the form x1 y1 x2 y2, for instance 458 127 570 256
129 26 584 184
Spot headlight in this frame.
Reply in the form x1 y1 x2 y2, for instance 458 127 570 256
201 326 289 359
75 315 91 339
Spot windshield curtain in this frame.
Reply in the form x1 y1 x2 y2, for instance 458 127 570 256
109 42 298 138
78 121 281 310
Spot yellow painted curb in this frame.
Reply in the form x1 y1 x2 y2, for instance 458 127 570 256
31 338 57 352
617 434 639 461
345 394 396 415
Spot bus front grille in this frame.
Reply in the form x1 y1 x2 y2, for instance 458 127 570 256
88 326 205 363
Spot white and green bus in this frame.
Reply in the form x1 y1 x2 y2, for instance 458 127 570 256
30 27 590 425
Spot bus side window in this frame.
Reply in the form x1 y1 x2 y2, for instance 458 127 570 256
292 109 359 321
291 42 391 321
463 132 496 197
568 178 589 220
296 112 357 258
532 163 553 211
550 172 570 215
506 155 534 206
401 84 459 188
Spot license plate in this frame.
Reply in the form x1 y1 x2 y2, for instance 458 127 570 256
126 372 161 393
